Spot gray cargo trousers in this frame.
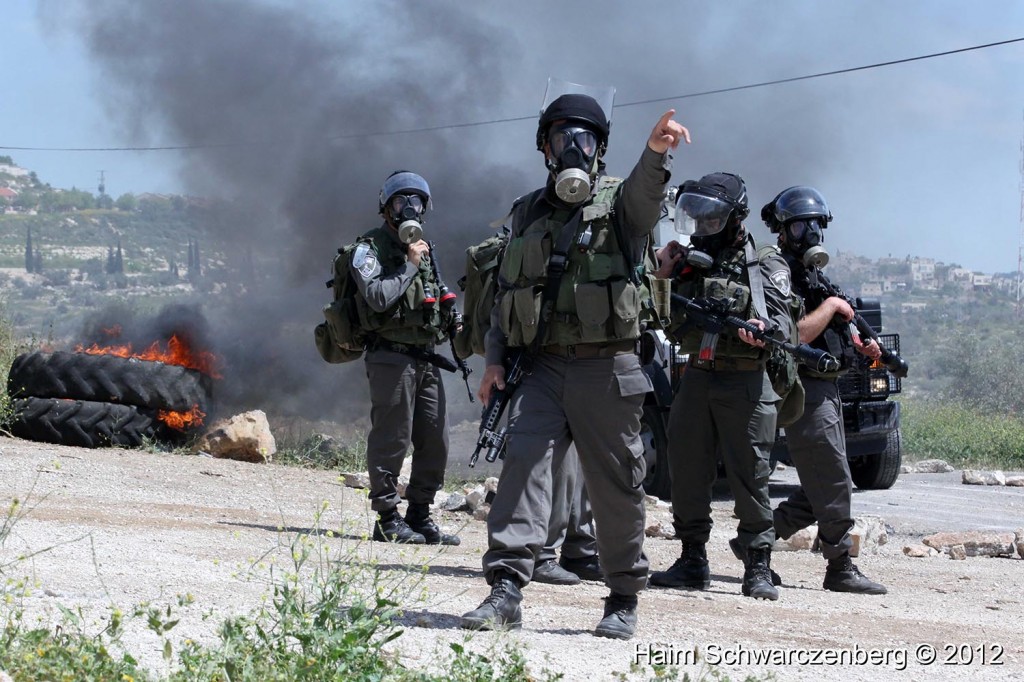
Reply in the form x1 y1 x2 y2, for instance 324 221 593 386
483 352 649 596
537 446 597 563
364 349 449 512
773 376 854 559
668 365 778 551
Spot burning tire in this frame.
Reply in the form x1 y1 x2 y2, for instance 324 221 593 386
8 397 174 449
8 351 210 413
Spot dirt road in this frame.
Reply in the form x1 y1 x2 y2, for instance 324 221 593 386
0 437 1021 681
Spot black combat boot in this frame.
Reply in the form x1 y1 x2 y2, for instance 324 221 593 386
404 503 460 546
823 555 888 595
729 537 782 586
372 508 426 544
594 592 638 640
742 548 779 600
559 554 603 581
532 559 581 585
461 572 523 631
648 542 710 589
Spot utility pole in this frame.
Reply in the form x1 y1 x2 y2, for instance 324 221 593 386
98 170 106 196
1018 112 1024 318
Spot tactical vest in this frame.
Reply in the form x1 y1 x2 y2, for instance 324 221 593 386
353 226 449 346
497 177 655 348
667 245 765 361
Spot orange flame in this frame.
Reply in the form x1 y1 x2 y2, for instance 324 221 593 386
158 405 206 431
75 334 222 379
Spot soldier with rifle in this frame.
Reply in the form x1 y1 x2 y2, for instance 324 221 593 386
461 81 689 640
349 170 461 546
648 172 797 602
759 185 902 594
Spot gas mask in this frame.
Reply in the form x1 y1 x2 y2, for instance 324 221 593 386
785 218 829 268
546 125 600 204
388 194 426 244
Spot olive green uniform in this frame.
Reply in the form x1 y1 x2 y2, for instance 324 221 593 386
351 225 452 513
482 145 671 596
667 239 793 552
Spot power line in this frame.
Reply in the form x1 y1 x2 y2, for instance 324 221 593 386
2 36 1022 153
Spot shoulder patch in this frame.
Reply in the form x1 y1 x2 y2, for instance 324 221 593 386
352 243 379 278
769 269 792 298
352 243 371 268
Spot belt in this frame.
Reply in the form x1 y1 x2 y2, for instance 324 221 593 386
543 340 636 360
370 339 434 354
687 356 765 372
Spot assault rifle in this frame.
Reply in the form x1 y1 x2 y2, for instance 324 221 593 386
797 267 909 378
469 349 528 468
426 242 474 402
670 292 840 373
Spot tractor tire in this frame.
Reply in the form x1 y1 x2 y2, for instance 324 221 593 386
8 397 172 449
640 405 672 501
850 428 902 490
7 351 210 413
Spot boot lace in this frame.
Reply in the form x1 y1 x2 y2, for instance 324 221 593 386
482 579 515 607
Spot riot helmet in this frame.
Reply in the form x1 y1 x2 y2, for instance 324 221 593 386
536 79 614 204
761 186 832 268
379 170 432 244
672 172 748 258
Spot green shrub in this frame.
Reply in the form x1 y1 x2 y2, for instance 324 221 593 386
0 297 35 427
901 397 1024 469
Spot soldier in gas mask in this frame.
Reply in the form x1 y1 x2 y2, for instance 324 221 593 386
350 170 460 546
461 81 689 639
760 185 887 595
649 172 794 601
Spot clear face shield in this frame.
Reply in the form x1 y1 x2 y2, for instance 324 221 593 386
674 192 736 237
540 77 615 123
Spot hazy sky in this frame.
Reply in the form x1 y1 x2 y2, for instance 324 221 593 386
3 0 1023 276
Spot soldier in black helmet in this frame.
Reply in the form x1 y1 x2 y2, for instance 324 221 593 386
759 185 887 595
351 170 460 547
649 172 795 601
460 81 689 639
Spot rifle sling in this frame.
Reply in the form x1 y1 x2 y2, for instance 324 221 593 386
526 206 586 360
745 239 769 321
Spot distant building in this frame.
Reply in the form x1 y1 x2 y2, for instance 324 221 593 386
972 273 993 289
860 282 883 297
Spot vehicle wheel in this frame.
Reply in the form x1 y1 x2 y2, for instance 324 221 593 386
850 428 902 490
8 397 172 449
8 351 210 413
640 405 671 500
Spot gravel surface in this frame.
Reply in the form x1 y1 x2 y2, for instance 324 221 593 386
1 438 1022 681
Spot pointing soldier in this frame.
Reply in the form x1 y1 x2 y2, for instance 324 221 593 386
461 80 688 639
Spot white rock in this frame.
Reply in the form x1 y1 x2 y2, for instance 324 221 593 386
923 531 1016 558
913 459 955 473
343 472 370 489
464 485 487 511
645 521 675 539
774 526 817 552
962 470 1007 486
194 410 276 463
903 544 937 558
441 491 468 512
850 515 889 557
